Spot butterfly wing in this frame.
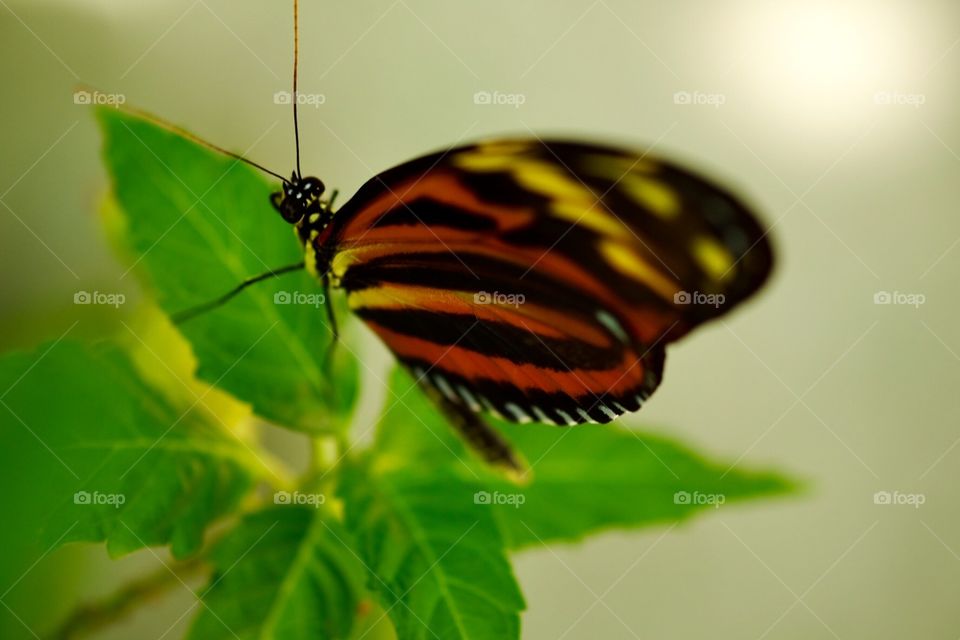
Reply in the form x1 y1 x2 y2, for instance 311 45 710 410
323 139 773 425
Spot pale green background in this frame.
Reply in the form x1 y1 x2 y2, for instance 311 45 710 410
2 0 959 638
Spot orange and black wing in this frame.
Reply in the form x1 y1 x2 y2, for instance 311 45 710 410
324 139 773 425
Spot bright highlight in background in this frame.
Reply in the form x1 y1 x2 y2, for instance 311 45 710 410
735 3 913 130
778 8 870 89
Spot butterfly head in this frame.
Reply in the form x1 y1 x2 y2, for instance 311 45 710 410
272 172 326 224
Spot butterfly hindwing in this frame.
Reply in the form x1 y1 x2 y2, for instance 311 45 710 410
342 254 662 425
323 139 772 425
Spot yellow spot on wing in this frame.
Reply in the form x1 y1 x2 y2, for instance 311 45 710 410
454 152 630 239
347 287 405 311
452 152 516 171
513 163 588 201
692 236 735 281
550 200 629 238
619 175 680 219
600 241 678 299
476 140 532 154
516 162 629 238
331 249 356 279
582 153 659 177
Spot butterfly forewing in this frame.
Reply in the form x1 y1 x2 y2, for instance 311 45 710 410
323 139 773 425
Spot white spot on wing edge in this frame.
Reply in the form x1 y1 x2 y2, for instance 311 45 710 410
576 408 599 423
477 394 505 419
432 374 457 402
556 409 578 426
531 405 556 425
456 385 481 411
598 404 618 421
504 402 532 423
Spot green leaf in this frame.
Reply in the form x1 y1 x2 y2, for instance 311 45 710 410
0 340 263 558
96 107 357 433
370 369 480 477
188 506 370 640
374 368 794 547
487 422 794 547
341 464 525 640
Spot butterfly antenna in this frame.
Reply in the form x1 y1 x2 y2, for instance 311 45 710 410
87 90 288 183
292 0 302 178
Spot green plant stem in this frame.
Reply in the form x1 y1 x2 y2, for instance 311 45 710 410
47 556 209 640
302 433 345 495
315 433 342 473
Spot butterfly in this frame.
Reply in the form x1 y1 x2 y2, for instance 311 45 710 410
165 1 773 472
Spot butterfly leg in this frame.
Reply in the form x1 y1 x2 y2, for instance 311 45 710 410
424 386 529 480
322 274 339 371
172 262 304 324
325 189 339 212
